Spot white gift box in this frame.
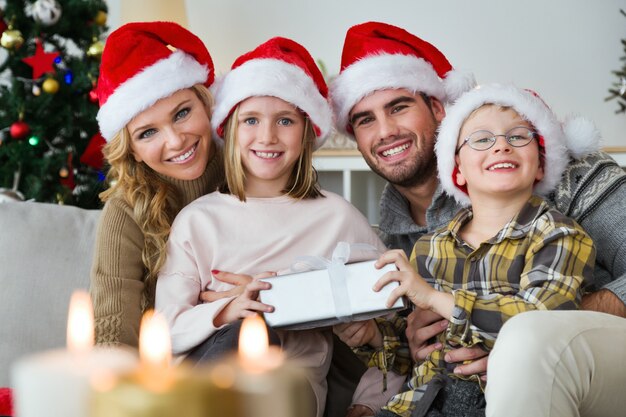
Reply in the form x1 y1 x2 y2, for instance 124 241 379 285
260 260 406 330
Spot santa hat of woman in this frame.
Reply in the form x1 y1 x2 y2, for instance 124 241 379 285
211 37 332 150
436 84 601 206
330 21 476 137
96 21 214 141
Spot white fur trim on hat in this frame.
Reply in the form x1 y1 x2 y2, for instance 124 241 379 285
97 51 209 141
436 84 600 206
211 58 333 150
330 54 444 136
330 54 476 137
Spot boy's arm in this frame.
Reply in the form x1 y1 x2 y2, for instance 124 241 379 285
446 221 595 349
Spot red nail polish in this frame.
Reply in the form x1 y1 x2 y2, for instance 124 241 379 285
211 269 220 275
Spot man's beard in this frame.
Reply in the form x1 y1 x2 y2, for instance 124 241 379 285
365 135 438 188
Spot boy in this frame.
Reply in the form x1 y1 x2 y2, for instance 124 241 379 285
370 84 597 417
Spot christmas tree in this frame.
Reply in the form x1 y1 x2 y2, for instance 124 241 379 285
607 9 626 114
0 0 108 208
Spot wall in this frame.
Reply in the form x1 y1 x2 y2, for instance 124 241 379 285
106 0 626 147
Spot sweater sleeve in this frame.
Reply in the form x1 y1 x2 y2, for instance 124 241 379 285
155 207 233 355
553 152 626 306
90 199 146 348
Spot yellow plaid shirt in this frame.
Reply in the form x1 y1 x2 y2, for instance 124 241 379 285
364 196 596 417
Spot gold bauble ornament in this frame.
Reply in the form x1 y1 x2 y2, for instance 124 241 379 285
42 78 60 94
94 10 107 26
1 28 24 50
86 39 104 59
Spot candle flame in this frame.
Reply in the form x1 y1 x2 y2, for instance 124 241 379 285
66 290 94 354
139 310 172 371
239 315 271 372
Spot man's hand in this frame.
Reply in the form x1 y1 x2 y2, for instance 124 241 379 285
333 320 382 348
405 307 447 362
346 404 374 417
581 289 626 318
444 347 489 381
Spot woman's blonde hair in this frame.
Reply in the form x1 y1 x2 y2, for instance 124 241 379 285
220 104 322 201
99 84 213 294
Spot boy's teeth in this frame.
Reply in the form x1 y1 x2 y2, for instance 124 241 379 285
488 162 516 170
382 143 409 157
255 151 280 159
171 145 195 162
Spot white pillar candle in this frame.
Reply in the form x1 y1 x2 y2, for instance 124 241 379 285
11 290 138 417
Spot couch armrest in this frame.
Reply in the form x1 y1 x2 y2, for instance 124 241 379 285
0 202 101 386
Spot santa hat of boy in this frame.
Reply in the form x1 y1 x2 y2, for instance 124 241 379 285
211 37 332 150
96 21 214 141
436 84 601 206
330 21 476 137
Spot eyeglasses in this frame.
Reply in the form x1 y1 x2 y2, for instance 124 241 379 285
455 126 538 154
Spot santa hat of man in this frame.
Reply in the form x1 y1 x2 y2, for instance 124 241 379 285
330 21 476 137
96 21 214 141
211 37 332 150
436 83 601 206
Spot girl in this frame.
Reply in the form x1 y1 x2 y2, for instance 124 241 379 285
89 21 225 347
155 37 386 417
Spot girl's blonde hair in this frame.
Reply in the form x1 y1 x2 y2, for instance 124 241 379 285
99 85 214 295
220 104 322 201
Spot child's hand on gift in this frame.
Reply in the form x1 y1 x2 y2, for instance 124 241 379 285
374 249 437 311
374 250 455 319
333 319 383 349
213 280 275 327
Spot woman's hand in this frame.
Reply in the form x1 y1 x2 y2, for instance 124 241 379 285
199 270 275 303
405 307 448 362
213 280 274 327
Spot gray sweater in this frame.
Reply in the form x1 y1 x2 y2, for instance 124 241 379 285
379 151 626 304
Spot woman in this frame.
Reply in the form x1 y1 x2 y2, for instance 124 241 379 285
89 21 224 347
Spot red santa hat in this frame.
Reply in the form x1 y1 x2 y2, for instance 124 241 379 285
211 37 332 150
96 21 214 142
330 21 476 137
436 84 601 206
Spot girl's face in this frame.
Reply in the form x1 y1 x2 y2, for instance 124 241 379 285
455 106 544 200
236 96 305 197
127 88 212 181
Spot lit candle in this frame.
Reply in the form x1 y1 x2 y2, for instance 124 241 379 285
91 310 209 417
201 315 314 417
11 290 139 417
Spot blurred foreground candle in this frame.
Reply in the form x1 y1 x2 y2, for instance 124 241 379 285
201 315 315 417
11 290 139 417
91 310 210 417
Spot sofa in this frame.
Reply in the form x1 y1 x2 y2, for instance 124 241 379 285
0 201 101 386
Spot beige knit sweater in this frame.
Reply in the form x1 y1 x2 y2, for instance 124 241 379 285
90 142 224 347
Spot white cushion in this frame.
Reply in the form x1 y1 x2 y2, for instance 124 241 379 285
0 202 101 386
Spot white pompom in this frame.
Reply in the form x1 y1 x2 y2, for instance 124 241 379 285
443 69 476 102
562 116 601 159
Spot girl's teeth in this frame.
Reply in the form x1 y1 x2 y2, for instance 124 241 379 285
255 151 280 159
382 143 409 157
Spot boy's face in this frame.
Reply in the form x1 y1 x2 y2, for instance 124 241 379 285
454 105 544 200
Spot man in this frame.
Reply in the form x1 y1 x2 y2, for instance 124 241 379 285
330 21 626 417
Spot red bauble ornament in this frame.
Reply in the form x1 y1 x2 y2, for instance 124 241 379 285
10 121 30 139
88 88 98 103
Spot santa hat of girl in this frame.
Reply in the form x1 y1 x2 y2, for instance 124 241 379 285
211 37 332 150
436 83 601 206
330 21 476 137
96 21 214 141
